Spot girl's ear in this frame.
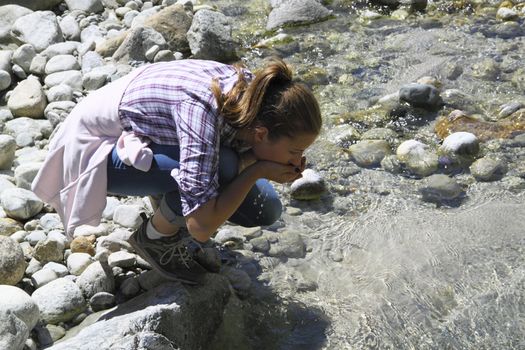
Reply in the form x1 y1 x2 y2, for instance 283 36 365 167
253 126 269 143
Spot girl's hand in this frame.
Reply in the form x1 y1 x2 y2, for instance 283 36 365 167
251 160 302 184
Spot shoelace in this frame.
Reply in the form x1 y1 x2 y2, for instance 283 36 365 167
158 236 202 268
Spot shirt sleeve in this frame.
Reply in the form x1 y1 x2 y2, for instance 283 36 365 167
171 99 220 216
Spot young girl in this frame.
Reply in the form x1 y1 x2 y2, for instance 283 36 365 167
32 57 322 284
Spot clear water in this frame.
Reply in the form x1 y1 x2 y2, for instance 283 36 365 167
211 0 525 348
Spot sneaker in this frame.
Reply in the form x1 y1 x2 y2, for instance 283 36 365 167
129 214 217 285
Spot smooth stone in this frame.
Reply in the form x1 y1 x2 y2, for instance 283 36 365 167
0 134 16 170
0 69 11 91
43 261 69 277
89 292 116 311
31 278 87 324
7 77 47 118
399 83 443 110
29 54 47 75
268 230 306 259
0 285 40 331
470 157 508 181
60 15 81 41
11 11 64 52
44 101 76 127
67 253 95 276
39 213 63 231
290 169 326 200
40 42 80 59
419 174 464 203
76 261 115 299
0 236 26 285
25 258 43 276
349 140 392 168
119 276 141 298
0 188 43 221
113 204 143 229
108 250 136 268
214 228 245 245
440 132 479 155
73 223 110 238
44 70 83 90
266 0 332 30
65 0 104 13
45 54 80 74
31 267 59 288
14 162 43 190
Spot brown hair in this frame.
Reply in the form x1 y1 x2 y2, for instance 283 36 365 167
211 57 322 140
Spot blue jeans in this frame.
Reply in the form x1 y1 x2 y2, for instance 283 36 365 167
106 143 282 227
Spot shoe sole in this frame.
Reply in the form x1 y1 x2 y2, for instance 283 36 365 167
129 232 200 286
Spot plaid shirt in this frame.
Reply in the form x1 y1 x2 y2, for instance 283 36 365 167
119 60 253 216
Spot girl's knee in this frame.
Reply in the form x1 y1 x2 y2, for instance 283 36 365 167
258 196 283 226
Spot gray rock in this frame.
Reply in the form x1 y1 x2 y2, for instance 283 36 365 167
153 49 176 62
0 310 29 350
40 41 80 59
0 134 16 170
0 5 33 43
419 174 464 203
89 292 116 312
14 147 48 166
0 176 16 195
268 231 306 259
65 0 104 13
67 253 95 276
108 250 136 268
47 276 230 350
187 9 237 61
43 261 69 277
45 54 80 74
14 162 43 190
25 230 47 246
31 267 59 288
396 141 439 177
59 15 81 41
470 157 508 182
0 188 43 221
399 83 443 110
35 323 66 347
12 63 27 79
290 169 326 200
498 101 523 119
81 51 105 74
33 238 65 263
29 54 47 75
46 84 74 103
267 0 332 30
349 140 392 168
76 261 115 298
7 76 47 118
214 228 245 245
326 124 361 148
142 4 192 53
4 117 53 142
44 101 76 127
471 58 500 81
25 257 43 276
82 68 110 90
0 69 11 91
80 25 105 45
113 204 143 229
0 0 62 11
0 50 13 73
12 44 37 73
220 266 251 295
0 285 40 331
11 11 64 52
119 276 141 298
31 278 87 324
113 26 166 63
0 236 26 285
440 132 479 156
39 213 63 231
44 70 83 90
249 236 270 253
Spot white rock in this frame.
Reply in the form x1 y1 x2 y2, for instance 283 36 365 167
113 204 143 229
46 84 74 102
25 230 47 246
45 54 80 74
0 69 11 91
47 230 68 248
12 63 27 79
102 196 120 220
0 188 43 221
29 55 47 75
440 132 479 155
10 230 28 243
0 285 40 330
14 162 43 190
497 7 518 21
396 139 427 161
40 42 79 59
44 70 83 90
7 77 47 119
43 261 69 277
59 15 81 41
12 44 37 73
39 213 63 231
31 278 87 324
11 11 64 52
108 250 136 268
67 252 95 275
73 223 109 238
65 0 104 13
31 267 59 288
75 261 115 298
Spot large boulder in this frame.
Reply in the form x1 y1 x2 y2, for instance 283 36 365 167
112 26 166 63
47 276 232 350
11 11 64 52
0 235 27 285
0 5 33 43
0 285 40 330
267 0 332 31
144 4 192 53
187 9 237 62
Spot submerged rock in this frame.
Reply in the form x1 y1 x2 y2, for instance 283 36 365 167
470 157 508 182
399 83 443 111
349 140 392 168
419 174 464 203
435 109 525 141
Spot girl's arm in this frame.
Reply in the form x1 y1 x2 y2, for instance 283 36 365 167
185 161 298 242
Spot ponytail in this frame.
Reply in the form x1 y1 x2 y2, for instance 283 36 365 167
212 57 322 139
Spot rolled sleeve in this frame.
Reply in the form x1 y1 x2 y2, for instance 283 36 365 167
171 99 220 216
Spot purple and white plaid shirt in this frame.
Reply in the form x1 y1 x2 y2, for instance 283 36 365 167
118 59 253 216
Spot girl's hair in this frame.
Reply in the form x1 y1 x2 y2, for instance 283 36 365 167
211 57 322 140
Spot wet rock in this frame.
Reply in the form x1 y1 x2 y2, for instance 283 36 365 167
11 11 64 52
267 0 332 31
7 76 47 118
381 154 402 174
119 276 141 298
399 83 443 110
268 231 306 259
511 68 525 92
90 292 116 311
290 169 327 200
498 101 523 119
326 124 361 148
396 139 438 177
470 157 508 182
249 236 270 253
187 9 237 61
361 127 398 145
349 140 392 168
0 236 26 285
435 110 525 141
496 7 519 21
67 253 95 276
220 265 251 296
471 58 500 81
31 278 87 324
440 132 479 156
0 134 16 170
0 188 43 221
419 174 463 203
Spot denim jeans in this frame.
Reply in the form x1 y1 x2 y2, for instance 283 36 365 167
107 143 282 227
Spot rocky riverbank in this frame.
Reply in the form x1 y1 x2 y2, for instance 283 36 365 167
0 0 524 349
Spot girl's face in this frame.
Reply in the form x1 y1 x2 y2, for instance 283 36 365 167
251 128 318 167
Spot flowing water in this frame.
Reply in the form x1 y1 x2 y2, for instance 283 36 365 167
210 1 525 348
